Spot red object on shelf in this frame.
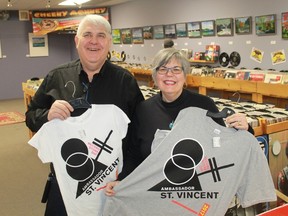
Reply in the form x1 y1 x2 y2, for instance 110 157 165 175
256 204 288 216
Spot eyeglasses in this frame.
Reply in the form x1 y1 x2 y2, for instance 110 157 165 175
157 66 183 75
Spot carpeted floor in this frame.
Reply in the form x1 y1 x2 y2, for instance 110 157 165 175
0 111 25 126
0 99 49 216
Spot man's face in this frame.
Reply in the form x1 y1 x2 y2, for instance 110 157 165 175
75 23 111 70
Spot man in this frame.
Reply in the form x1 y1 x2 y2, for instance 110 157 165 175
163 39 174 48
25 14 144 215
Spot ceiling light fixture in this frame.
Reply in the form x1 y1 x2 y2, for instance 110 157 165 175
46 0 51 8
7 0 12 7
59 0 90 7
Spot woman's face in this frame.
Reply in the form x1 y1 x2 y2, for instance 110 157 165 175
155 57 186 102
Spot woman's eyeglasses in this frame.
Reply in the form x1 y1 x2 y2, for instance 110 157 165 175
157 66 183 75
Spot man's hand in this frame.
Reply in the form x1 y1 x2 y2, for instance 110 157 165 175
47 100 74 121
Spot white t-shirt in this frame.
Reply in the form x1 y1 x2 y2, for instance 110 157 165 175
29 104 130 216
103 107 276 216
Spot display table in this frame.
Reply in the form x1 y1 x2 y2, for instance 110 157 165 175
22 82 40 138
130 68 154 87
22 83 36 109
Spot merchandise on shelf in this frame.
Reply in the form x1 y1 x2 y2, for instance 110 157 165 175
205 45 220 62
193 52 206 60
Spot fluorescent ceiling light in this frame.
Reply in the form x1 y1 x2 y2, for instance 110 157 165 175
59 0 91 6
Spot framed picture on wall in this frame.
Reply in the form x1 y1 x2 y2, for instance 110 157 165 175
235 16 252 34
28 33 49 57
201 20 215 36
281 12 288 39
112 29 121 44
187 21 201 38
153 25 164 39
255 14 276 35
176 23 187 37
164 24 176 38
143 26 153 39
121 28 132 44
132 28 144 44
216 18 233 36
19 10 29 21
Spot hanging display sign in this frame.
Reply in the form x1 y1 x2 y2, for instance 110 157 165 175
31 7 109 35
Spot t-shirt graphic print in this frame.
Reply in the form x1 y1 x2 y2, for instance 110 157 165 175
29 104 130 216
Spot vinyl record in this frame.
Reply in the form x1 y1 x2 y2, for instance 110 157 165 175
229 51 241 67
219 52 230 67
107 51 111 61
121 51 126 62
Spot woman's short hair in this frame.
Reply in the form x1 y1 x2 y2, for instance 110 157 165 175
76 14 112 36
151 48 191 81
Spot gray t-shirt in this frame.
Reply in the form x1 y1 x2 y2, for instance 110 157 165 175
103 107 276 216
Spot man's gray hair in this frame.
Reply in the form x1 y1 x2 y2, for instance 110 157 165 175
76 14 112 36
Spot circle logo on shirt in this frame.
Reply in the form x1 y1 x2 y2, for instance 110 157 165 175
61 138 95 182
163 138 204 185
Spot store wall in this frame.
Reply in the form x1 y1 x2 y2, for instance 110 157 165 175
0 0 287 100
110 0 288 70
0 19 76 100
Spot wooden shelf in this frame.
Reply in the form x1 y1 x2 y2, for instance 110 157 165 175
185 75 288 105
189 60 216 64
130 68 152 75
253 126 263 137
264 120 288 134
253 120 265 137
131 71 288 103
130 68 153 87
129 70 287 107
257 82 288 99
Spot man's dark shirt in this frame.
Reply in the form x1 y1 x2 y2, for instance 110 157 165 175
25 59 144 158
26 59 144 131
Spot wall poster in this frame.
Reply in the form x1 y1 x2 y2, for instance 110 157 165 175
28 33 49 57
282 12 288 39
255 14 276 35
112 29 121 44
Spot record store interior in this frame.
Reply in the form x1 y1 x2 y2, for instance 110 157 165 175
0 0 288 215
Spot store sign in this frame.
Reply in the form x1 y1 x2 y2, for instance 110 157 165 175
31 7 109 35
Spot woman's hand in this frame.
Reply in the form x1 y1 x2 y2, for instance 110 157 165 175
105 181 120 197
48 100 74 121
225 113 249 131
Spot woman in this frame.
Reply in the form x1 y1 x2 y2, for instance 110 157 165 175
106 48 254 194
